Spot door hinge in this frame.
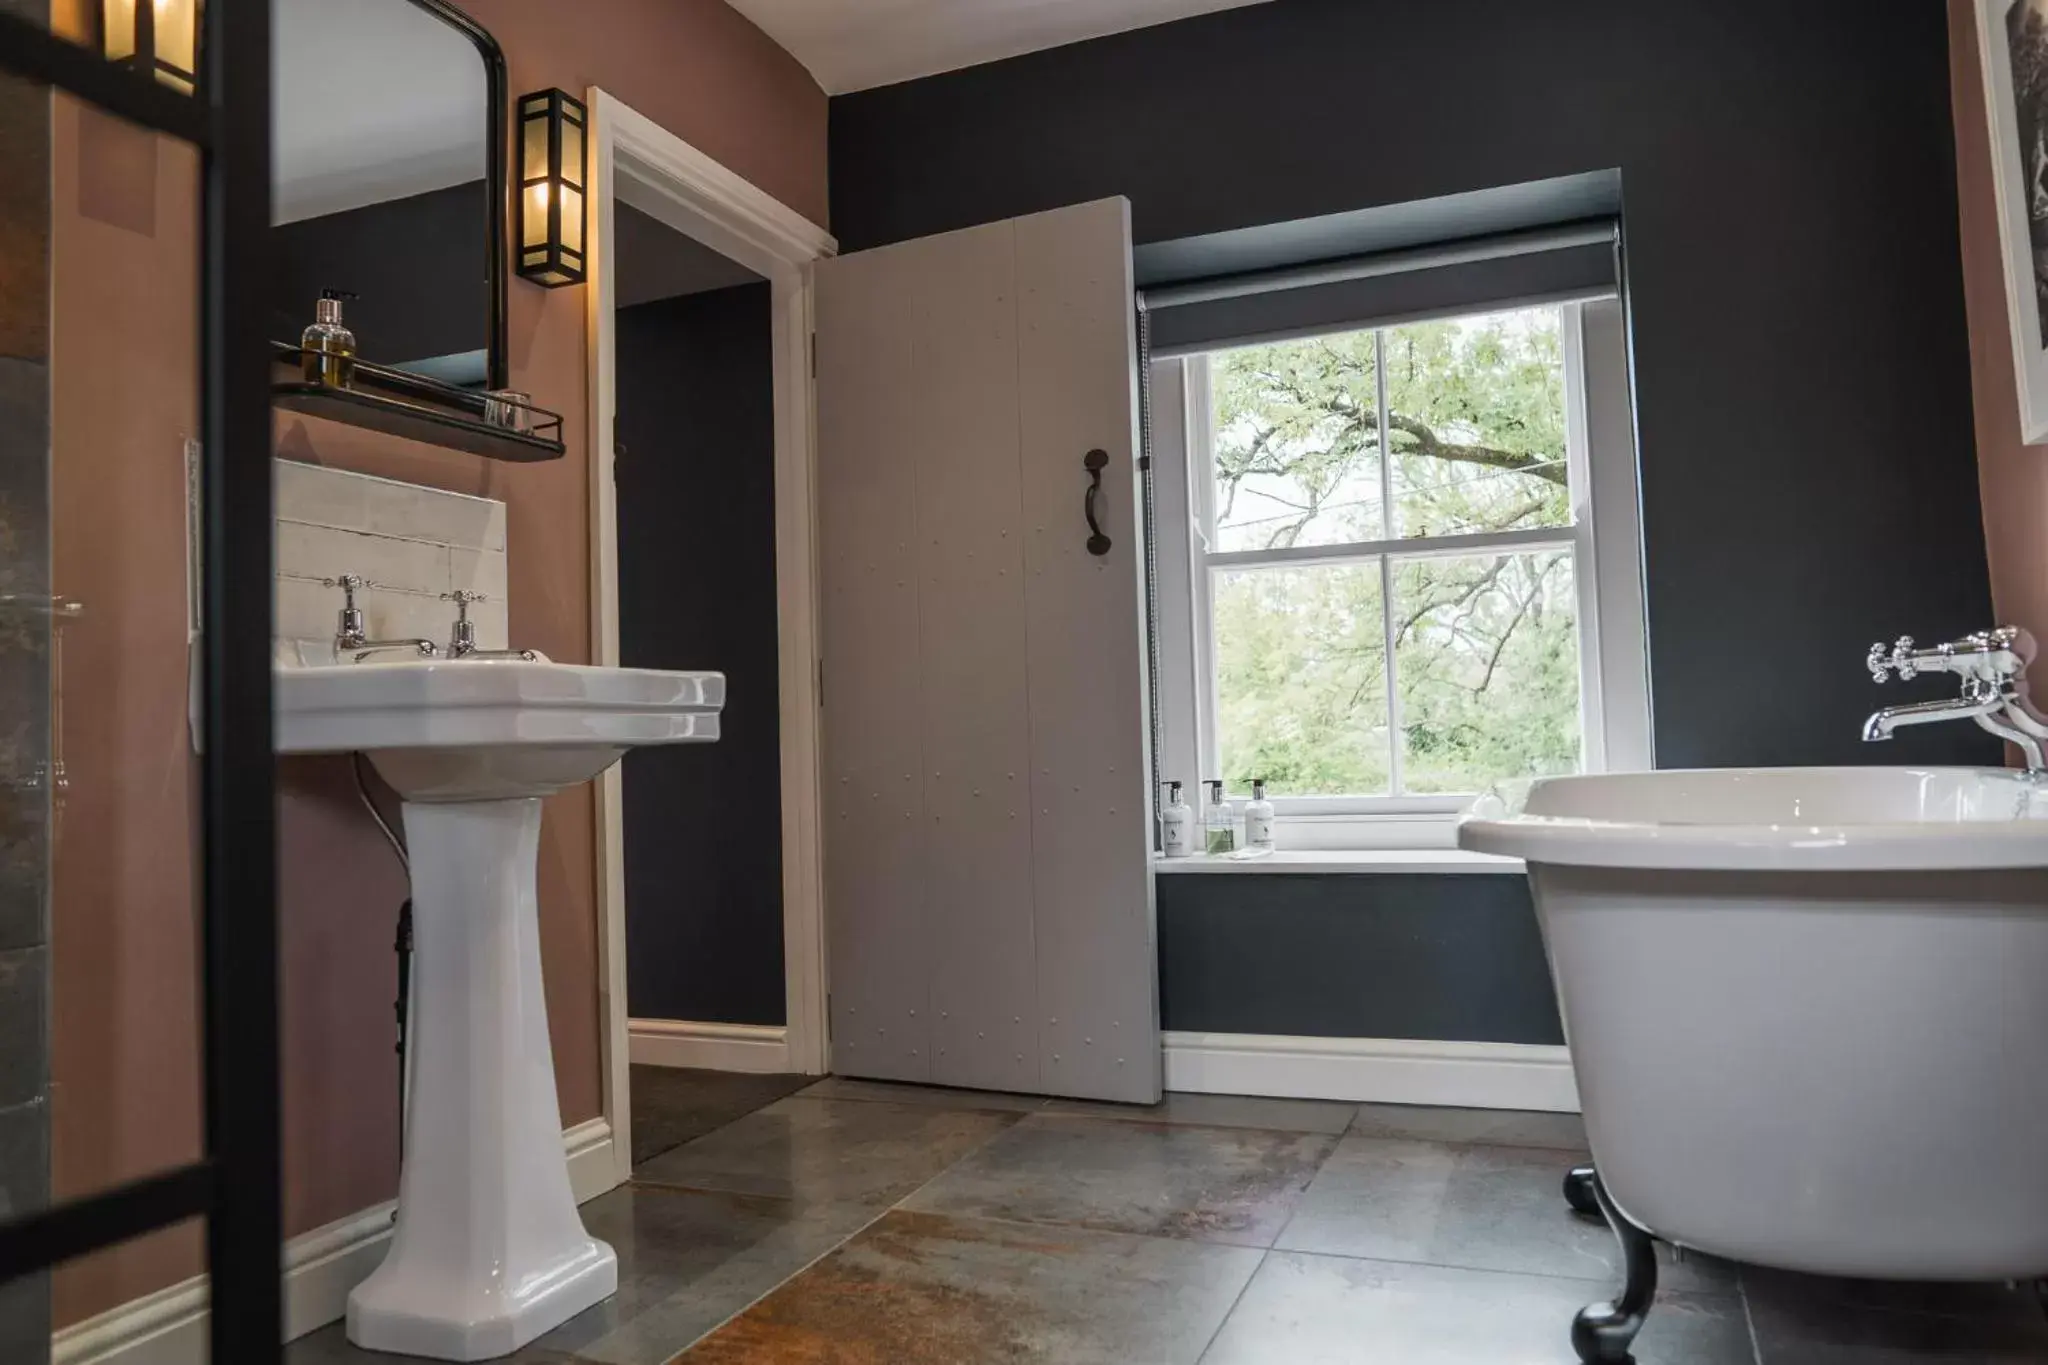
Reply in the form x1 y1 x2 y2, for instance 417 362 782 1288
809 332 817 377
816 656 824 707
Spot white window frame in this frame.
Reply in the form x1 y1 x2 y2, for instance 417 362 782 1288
1154 296 1651 851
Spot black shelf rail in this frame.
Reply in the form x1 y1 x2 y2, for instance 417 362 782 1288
270 343 566 461
0 3 283 1359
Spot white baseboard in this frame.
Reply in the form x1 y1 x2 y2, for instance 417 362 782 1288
562 1115 620 1204
1162 1031 1580 1113
52 1119 619 1365
628 1019 789 1073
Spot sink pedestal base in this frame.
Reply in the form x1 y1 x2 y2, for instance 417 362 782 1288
347 797 616 1361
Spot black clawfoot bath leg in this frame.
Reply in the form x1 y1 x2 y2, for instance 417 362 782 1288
1571 1169 1657 1365
1563 1163 1599 1217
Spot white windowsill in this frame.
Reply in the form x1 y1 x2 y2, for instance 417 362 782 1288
1153 849 1526 875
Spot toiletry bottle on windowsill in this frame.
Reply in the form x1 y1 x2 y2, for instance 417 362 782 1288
301 288 358 388
1204 780 1236 855
1161 781 1194 858
1245 778 1275 851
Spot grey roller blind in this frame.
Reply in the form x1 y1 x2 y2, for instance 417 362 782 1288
1142 221 1618 356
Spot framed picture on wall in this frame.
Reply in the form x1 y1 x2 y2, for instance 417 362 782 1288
1982 0 2048 442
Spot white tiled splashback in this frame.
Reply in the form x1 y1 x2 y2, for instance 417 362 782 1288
274 460 509 662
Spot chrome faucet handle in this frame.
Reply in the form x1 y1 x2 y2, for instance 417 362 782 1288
324 574 370 647
441 590 486 656
1868 636 1916 683
1868 626 2036 687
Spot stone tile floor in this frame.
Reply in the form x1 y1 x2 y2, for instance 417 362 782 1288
290 1074 2048 1364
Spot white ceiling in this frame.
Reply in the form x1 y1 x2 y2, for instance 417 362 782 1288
726 0 1274 95
272 0 486 223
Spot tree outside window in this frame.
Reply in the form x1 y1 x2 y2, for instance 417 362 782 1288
1203 305 1583 799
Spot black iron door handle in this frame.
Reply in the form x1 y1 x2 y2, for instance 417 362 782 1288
1083 448 1112 557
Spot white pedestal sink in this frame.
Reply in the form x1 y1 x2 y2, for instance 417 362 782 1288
277 658 723 1360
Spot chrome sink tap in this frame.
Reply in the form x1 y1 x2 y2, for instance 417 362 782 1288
1863 626 2048 770
441 590 538 661
326 574 439 663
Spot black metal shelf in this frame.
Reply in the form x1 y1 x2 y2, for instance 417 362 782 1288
270 344 565 462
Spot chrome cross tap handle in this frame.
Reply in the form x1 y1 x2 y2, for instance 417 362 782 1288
1868 636 1917 682
442 590 486 657
441 590 540 662
325 574 438 662
1862 625 2048 772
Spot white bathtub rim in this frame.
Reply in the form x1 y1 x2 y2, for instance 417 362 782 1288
1459 817 2048 871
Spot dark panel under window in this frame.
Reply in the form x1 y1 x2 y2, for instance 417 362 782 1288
1157 872 1563 1045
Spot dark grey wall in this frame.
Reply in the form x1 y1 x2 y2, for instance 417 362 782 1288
830 0 1996 1050
272 180 489 373
830 0 1998 771
1158 873 1561 1043
618 282 786 1026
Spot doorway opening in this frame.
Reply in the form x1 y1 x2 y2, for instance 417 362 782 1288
586 91 834 1189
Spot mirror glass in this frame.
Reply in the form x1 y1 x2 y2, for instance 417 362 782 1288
271 0 493 386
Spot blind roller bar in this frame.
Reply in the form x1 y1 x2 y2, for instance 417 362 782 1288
1140 221 1617 311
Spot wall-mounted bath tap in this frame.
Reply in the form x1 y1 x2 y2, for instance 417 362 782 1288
1863 625 2048 770
325 574 439 663
440 590 538 661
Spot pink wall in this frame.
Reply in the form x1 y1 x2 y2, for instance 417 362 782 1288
47 0 826 1327
1953 0 2048 663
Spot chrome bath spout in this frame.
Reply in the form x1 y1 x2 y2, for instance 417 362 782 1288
1861 694 2005 743
1863 628 2048 771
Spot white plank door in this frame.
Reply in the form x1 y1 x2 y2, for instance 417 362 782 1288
814 197 1160 1103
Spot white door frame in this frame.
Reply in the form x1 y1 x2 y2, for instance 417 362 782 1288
585 88 836 1187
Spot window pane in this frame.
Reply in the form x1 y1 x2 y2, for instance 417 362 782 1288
1213 562 1389 797
1393 549 1581 794
1208 330 1382 551
1385 307 1570 539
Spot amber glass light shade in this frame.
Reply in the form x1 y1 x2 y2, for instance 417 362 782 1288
514 88 587 287
100 0 203 94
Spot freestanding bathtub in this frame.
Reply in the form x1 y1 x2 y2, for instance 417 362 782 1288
1460 766 2048 1362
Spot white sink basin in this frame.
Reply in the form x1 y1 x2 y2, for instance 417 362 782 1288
276 657 723 799
276 658 724 1360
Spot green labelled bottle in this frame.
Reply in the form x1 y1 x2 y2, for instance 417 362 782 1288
1204 780 1236 854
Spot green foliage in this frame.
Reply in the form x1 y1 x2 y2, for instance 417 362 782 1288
1209 309 1581 797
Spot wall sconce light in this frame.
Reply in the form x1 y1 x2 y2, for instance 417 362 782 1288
516 88 587 288
99 0 203 95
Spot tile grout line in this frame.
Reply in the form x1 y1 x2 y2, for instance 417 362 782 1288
1741 1276 1765 1365
1261 1124 1347 1254
875 1201 1295 1257
276 517 499 552
1264 1244 1745 1298
1030 1109 1354 1141
651 1103 1042 1362
1192 1248 1270 1365
653 1201 898 1365
881 1104 1045 1208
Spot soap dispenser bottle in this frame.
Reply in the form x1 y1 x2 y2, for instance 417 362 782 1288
1160 781 1195 858
1204 780 1236 855
301 288 358 387
1245 778 1276 851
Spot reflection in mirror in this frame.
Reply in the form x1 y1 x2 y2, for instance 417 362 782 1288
271 0 493 386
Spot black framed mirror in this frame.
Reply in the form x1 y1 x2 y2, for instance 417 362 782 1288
270 0 508 392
